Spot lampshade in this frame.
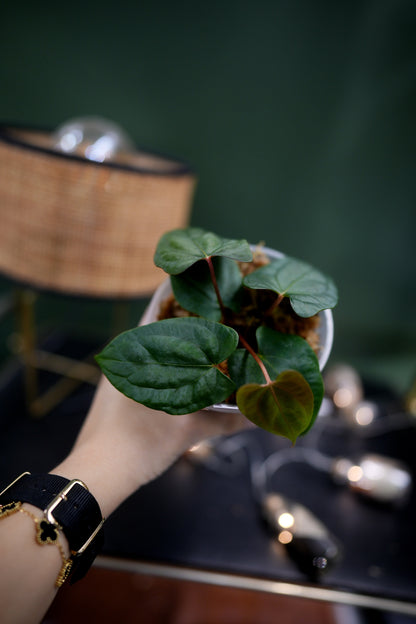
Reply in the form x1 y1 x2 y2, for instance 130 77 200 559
0 124 195 298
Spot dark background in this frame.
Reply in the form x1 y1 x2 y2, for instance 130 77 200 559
0 0 415 395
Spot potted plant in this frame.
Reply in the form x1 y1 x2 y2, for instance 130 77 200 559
96 228 338 443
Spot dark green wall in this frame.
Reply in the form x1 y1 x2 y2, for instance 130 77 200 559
1 0 415 391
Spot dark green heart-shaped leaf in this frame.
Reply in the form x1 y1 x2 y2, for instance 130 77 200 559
154 227 252 275
228 327 323 431
171 256 244 321
95 317 238 414
236 370 314 443
243 256 338 317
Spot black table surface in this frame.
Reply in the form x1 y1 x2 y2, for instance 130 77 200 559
1 334 415 614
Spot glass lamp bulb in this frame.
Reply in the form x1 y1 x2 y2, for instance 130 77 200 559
262 493 340 577
331 453 412 504
53 116 134 163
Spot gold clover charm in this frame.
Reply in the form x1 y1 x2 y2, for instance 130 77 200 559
0 501 22 518
35 519 59 545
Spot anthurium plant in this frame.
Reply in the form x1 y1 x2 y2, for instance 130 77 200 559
96 228 338 443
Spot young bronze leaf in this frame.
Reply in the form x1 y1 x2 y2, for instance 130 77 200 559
236 370 314 443
228 327 323 431
154 227 252 275
95 317 238 415
243 257 338 317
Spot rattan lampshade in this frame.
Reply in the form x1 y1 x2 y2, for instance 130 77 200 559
0 124 195 298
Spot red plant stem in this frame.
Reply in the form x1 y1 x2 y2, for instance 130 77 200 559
267 292 284 315
238 333 272 385
206 255 271 386
206 256 226 317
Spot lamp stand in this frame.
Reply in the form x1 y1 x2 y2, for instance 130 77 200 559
14 289 100 417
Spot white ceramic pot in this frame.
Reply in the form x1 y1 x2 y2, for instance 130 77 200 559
141 246 334 414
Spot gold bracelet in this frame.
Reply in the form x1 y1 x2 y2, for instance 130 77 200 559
0 501 73 587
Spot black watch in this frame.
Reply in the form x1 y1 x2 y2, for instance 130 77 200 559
0 472 105 583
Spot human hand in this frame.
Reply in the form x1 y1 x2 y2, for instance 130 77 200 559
54 302 249 518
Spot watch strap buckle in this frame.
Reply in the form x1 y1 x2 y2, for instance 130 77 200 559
44 478 89 525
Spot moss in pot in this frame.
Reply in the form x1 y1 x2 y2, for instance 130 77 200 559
96 228 338 444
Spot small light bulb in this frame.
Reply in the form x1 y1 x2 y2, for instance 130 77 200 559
354 402 376 426
324 364 363 410
278 530 293 544
278 512 295 529
341 400 380 429
333 388 354 408
347 465 363 482
332 454 412 504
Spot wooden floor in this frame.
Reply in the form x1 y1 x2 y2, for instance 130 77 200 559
44 566 337 624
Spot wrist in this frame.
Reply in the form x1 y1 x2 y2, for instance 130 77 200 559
52 445 139 519
0 472 104 585
62 379 198 515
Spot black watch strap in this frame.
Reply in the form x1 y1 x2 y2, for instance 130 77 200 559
0 472 105 583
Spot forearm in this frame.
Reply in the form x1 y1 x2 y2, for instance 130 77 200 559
56 377 245 518
0 377 248 624
53 378 198 518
